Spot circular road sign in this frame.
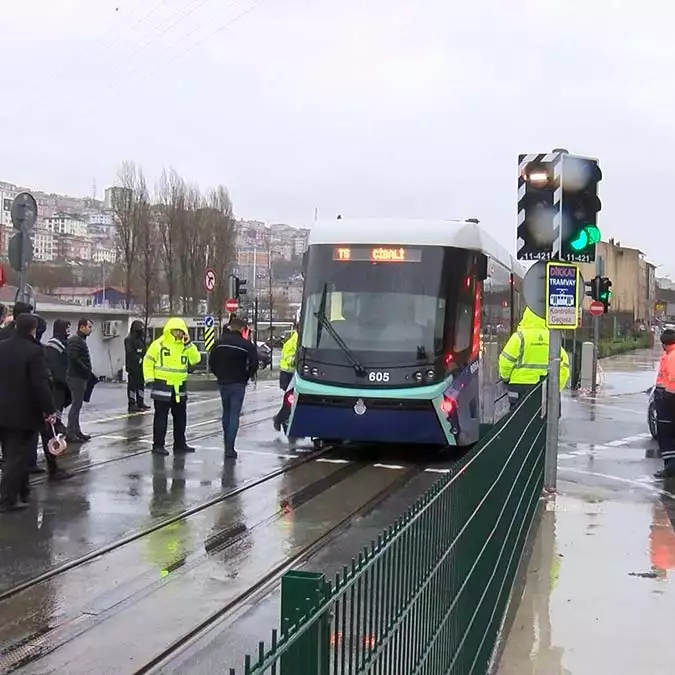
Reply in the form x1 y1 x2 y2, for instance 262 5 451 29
225 298 238 313
204 315 215 328
589 300 605 317
11 192 38 231
204 268 216 292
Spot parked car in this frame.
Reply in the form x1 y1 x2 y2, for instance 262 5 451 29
648 387 658 439
257 343 272 369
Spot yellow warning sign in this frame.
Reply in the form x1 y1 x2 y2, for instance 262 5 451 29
204 326 215 351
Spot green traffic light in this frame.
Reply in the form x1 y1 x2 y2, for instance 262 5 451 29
569 224 601 252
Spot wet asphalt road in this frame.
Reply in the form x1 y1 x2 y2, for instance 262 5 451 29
499 347 675 675
0 382 456 674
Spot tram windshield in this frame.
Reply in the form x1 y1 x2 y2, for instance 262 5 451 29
300 244 478 364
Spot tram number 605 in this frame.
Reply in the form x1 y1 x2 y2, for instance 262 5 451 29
368 371 390 383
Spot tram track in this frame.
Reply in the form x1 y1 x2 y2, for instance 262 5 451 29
0 453 420 674
30 401 279 486
0 439 325 606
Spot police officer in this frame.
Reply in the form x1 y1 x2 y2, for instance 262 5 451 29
654 329 675 479
273 320 298 432
143 318 201 456
498 307 570 409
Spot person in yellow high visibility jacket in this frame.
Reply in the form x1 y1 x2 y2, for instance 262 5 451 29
273 323 298 432
143 317 201 455
498 308 569 409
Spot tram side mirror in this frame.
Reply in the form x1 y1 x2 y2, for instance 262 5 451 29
476 254 488 281
302 250 308 277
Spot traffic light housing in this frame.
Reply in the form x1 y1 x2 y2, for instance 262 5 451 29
235 277 247 299
560 156 602 263
516 154 560 261
598 277 612 313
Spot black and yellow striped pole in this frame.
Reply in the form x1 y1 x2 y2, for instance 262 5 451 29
204 315 216 352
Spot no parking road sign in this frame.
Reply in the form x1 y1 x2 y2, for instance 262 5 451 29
204 268 216 293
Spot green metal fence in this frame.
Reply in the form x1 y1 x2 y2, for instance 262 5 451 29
231 383 547 675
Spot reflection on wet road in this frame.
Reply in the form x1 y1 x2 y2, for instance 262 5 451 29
498 348 675 675
0 380 457 675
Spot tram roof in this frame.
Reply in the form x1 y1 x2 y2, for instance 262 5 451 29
309 218 516 270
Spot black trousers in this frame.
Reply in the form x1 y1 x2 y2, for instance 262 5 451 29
127 371 145 405
153 398 187 450
0 428 37 506
274 371 294 425
654 389 675 468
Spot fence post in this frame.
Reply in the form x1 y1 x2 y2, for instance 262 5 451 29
280 571 330 675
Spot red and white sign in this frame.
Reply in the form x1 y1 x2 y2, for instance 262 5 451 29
0 264 5 288
589 300 604 317
204 268 216 293
225 298 238 313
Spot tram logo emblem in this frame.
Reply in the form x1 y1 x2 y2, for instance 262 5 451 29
353 398 367 416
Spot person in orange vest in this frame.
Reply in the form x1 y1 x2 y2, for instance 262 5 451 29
654 329 675 479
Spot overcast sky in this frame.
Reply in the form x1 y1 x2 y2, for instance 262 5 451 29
0 0 671 273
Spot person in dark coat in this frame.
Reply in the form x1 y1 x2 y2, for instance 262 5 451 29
209 317 258 458
66 317 95 443
0 301 33 469
0 301 33 341
39 317 73 481
0 314 57 512
125 320 150 413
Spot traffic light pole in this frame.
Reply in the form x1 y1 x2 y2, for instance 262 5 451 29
545 328 562 490
591 315 600 395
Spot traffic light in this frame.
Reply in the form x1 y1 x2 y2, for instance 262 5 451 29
560 155 602 263
516 153 561 261
235 277 247 300
586 275 602 300
598 277 612 312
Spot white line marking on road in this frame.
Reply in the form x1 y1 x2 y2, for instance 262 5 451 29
373 463 405 470
316 458 350 464
578 402 644 416
560 467 673 496
557 453 578 460
425 467 451 474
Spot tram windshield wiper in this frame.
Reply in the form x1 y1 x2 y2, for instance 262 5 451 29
314 287 366 377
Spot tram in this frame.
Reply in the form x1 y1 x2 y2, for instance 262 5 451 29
284 218 524 448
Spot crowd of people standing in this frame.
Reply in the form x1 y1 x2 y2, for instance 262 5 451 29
0 302 98 513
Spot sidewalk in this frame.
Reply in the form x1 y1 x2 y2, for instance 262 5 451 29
497 348 675 675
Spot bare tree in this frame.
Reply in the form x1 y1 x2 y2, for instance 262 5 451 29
155 168 185 313
133 172 158 330
205 185 236 325
111 162 142 309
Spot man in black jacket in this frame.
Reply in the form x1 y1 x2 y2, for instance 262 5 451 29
0 314 57 512
208 318 258 459
66 317 94 443
125 320 150 413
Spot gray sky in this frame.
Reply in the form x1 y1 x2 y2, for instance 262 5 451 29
1 1 671 273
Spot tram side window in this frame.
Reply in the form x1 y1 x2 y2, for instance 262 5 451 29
452 255 478 359
484 263 512 350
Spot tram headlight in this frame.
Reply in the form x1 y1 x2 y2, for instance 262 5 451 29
302 365 310 374
425 369 435 380
311 367 319 376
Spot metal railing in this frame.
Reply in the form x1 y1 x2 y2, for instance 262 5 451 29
230 383 547 675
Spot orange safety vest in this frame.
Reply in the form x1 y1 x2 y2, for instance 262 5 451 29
663 345 675 394
656 352 668 388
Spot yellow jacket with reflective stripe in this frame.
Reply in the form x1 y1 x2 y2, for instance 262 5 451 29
498 308 569 391
143 317 201 402
279 330 298 373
